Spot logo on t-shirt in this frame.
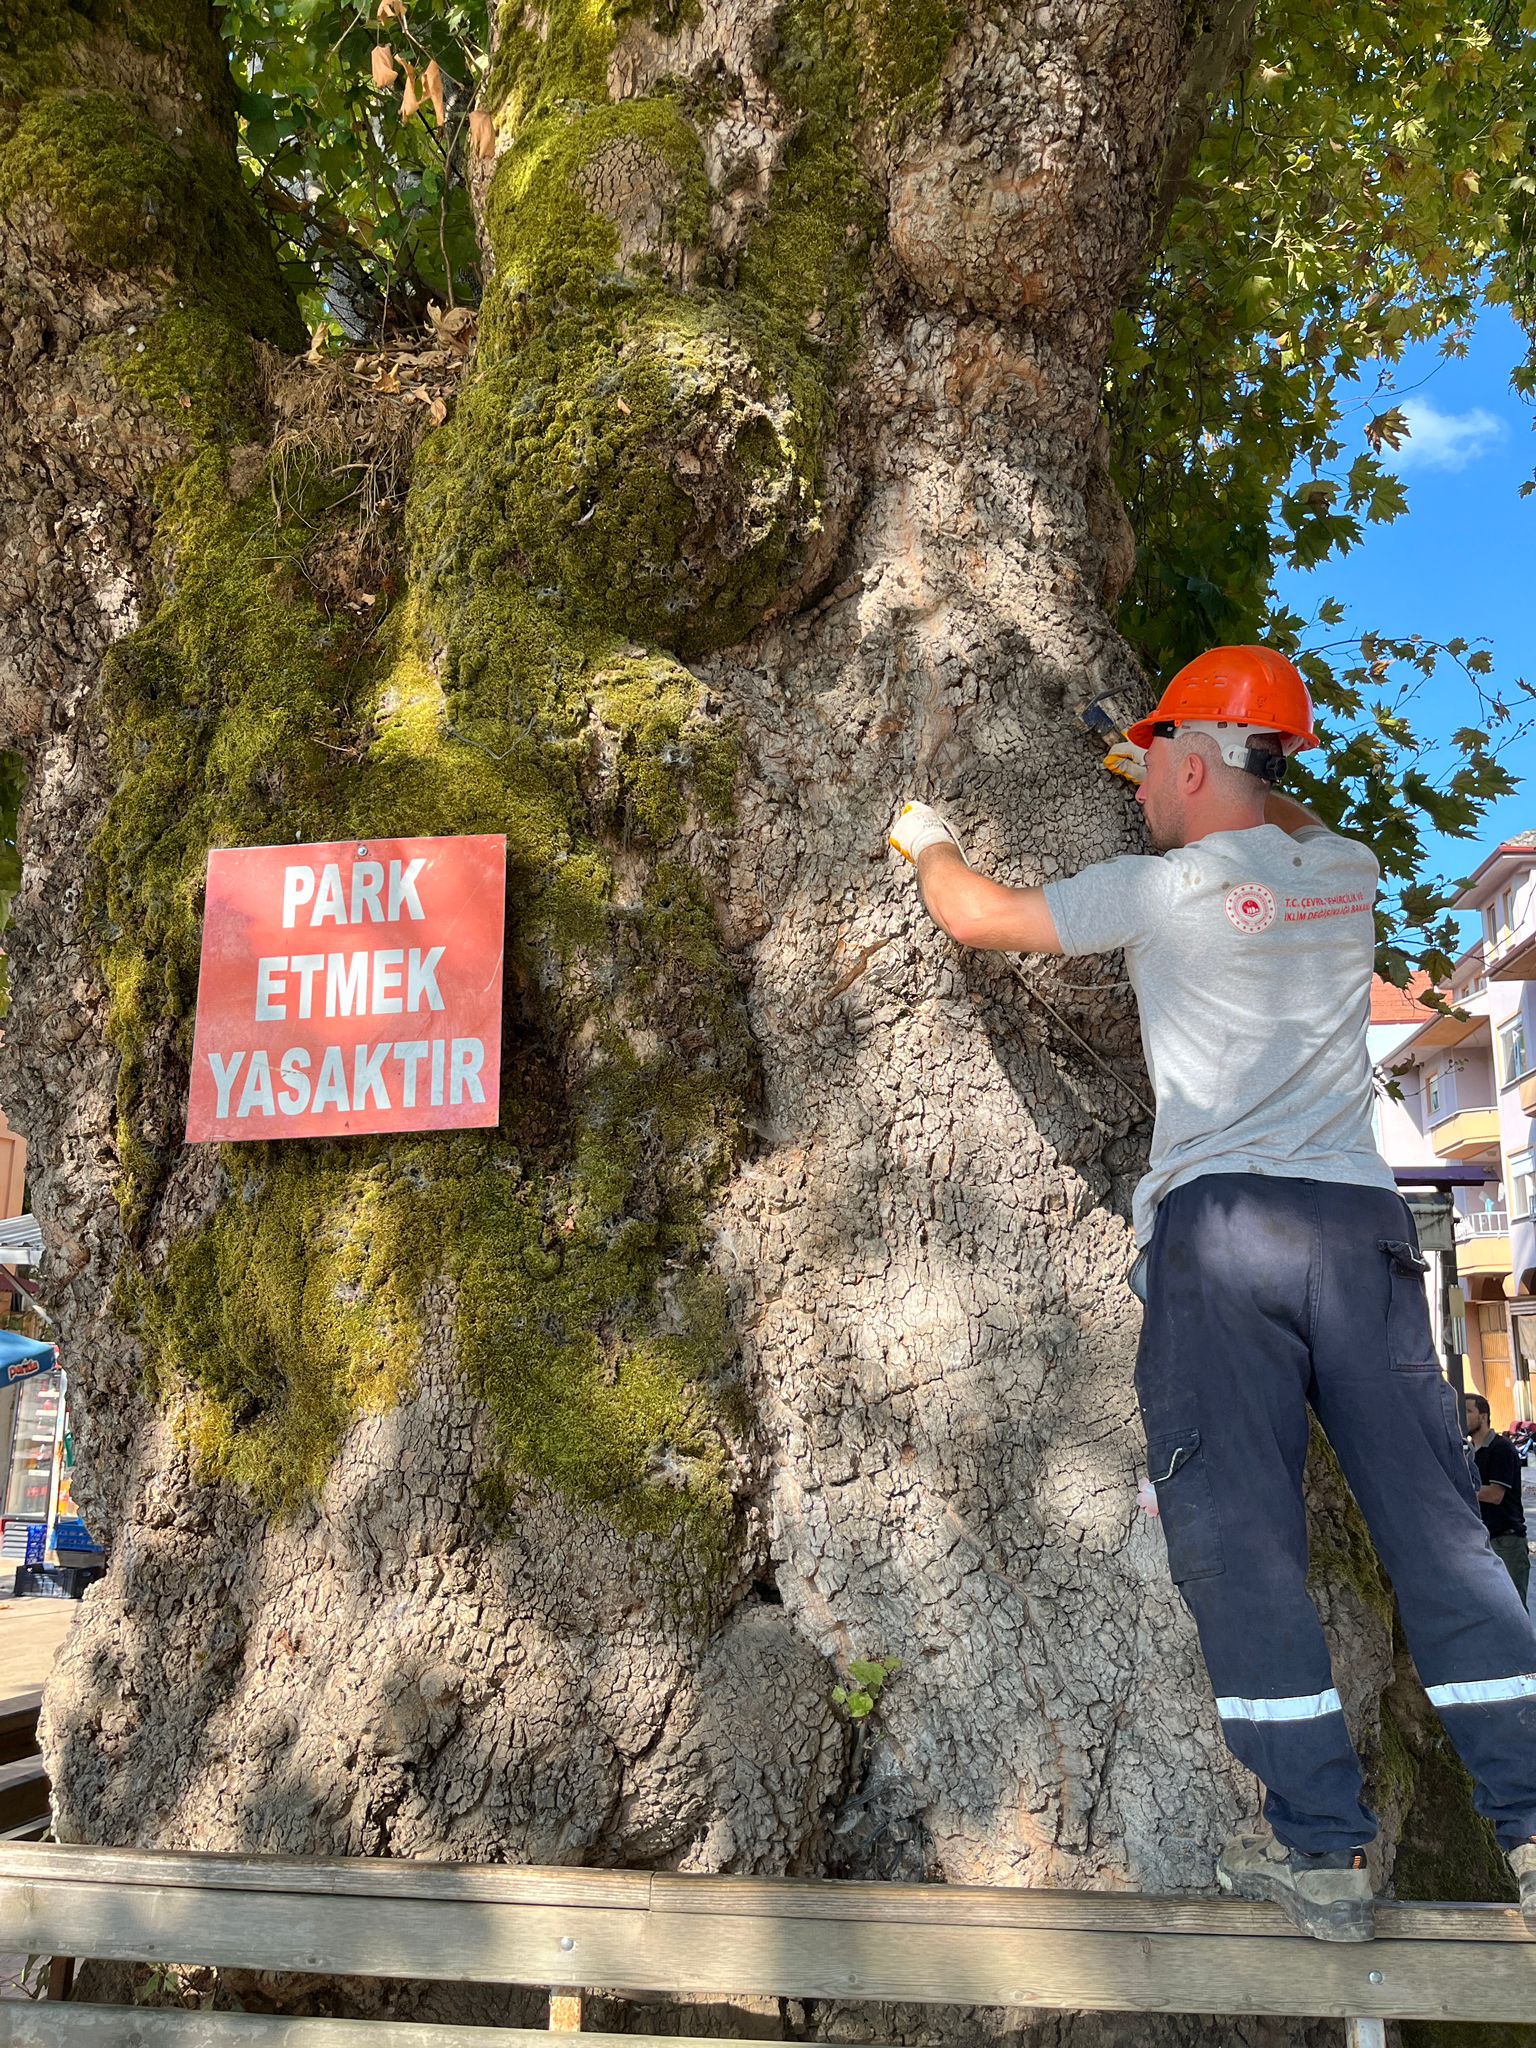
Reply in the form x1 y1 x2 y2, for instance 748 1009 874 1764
1225 881 1277 933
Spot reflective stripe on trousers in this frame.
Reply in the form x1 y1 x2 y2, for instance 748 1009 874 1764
1138 1173 1536 1856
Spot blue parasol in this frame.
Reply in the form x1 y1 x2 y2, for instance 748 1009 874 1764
0 1331 57 1385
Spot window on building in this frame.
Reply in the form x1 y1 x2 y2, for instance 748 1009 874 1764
1428 1071 1442 1117
1486 904 1500 949
1510 1151 1536 1220
1504 887 1517 936
1501 1014 1529 1085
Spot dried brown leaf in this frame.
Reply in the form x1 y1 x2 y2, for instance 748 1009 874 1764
1364 405 1410 455
469 109 496 159
370 43 397 88
424 58 446 126
435 306 476 352
400 61 420 122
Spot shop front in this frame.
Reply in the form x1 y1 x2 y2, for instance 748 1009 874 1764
0 1307 102 1596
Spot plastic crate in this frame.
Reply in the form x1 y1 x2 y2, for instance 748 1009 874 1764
14 1564 72 1598
13 1563 103 1600
23 1524 44 1565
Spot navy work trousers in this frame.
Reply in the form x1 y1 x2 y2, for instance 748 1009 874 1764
1138 1173 1536 1855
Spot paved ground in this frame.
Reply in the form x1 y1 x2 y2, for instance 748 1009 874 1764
0 1593 75 1699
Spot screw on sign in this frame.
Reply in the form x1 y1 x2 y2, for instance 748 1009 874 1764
186 834 507 1143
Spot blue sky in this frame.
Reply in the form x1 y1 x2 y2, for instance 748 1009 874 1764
1273 304 1536 940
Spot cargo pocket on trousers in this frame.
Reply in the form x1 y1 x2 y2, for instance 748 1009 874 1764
1145 1426 1224 1584
1378 1238 1437 1370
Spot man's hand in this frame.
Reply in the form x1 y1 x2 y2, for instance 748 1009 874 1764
1104 740 1146 785
889 799 965 865
888 801 1061 955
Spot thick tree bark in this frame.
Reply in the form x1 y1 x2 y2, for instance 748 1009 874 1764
0 0 1429 2039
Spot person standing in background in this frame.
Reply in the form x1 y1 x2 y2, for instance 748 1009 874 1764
1466 1393 1530 1607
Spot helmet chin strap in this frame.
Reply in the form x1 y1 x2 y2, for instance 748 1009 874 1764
1178 719 1290 785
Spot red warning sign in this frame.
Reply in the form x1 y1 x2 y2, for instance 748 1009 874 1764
186 834 505 1144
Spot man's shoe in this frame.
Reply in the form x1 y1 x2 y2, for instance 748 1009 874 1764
1217 1828 1374 1942
1508 1841 1536 1930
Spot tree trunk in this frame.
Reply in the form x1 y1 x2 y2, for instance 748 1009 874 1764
1 0 1416 2038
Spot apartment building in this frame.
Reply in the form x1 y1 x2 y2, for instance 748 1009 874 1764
1376 829 1536 1429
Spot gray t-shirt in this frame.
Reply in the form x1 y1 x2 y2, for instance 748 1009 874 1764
1043 822 1397 1244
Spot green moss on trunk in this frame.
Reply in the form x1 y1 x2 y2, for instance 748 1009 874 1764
0 1 301 351
84 0 896 1585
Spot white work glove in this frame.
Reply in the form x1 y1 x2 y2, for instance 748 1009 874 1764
888 799 966 866
1104 739 1146 785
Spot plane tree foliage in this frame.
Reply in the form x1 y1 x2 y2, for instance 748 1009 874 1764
1110 0 1536 985
223 0 1536 986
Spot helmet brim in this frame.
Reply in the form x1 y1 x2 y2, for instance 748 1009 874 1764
1122 716 1317 753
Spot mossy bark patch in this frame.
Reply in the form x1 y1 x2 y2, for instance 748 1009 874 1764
86 0 900 1570
0 78 300 350
413 298 825 657
97 399 756 1565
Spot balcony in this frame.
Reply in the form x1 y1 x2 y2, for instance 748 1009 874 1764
1520 1070 1536 1119
1429 1105 1502 1160
1458 1209 1512 1279
1490 930 1536 980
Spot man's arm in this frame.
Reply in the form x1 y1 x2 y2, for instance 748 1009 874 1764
915 843 1062 955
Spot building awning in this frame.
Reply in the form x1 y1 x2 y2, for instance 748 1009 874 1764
1394 1163 1499 1188
0 1214 42 1267
1450 832 1536 910
1394 1008 1486 1054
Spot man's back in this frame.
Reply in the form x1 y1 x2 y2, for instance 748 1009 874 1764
1044 820 1396 1241
1476 1430 1529 1540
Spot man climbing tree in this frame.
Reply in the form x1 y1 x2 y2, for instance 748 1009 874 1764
3 0 1536 2035
892 647 1536 1943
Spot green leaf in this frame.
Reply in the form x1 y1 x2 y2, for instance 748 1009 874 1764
848 1659 890 1689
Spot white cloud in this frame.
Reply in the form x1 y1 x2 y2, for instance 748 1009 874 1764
1386 397 1509 473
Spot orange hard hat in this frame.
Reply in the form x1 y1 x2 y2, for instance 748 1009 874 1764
1125 645 1318 754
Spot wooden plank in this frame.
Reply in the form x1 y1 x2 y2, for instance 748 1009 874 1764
0 1689 43 1768
0 1846 652 1914
0 2014 805 2048
645 1873 1530 1946
1 1877 1534 2022
0 1846 1524 1944
0 1754 49 1835
547 1992 583 2032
